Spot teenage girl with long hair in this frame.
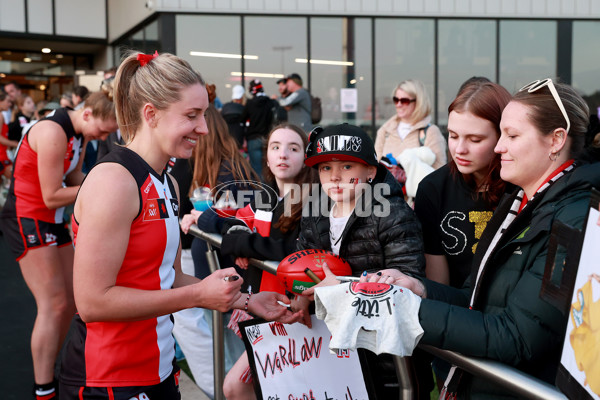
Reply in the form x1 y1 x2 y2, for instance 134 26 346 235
412 81 512 390
414 81 512 288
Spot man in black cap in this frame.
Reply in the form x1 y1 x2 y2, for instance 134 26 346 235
276 77 289 98
278 73 312 132
271 78 289 125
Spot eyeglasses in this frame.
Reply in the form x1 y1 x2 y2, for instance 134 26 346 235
519 78 570 134
392 96 416 106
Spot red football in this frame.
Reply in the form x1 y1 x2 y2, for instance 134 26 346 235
277 249 353 294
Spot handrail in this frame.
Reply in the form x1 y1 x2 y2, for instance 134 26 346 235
187 225 567 400
188 225 278 275
420 346 567 400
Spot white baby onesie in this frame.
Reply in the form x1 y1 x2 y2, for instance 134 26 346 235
314 282 424 356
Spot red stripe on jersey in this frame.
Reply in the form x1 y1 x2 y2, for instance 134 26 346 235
78 387 84 400
0 123 10 162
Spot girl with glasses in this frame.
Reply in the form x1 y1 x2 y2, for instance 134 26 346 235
374 80 447 198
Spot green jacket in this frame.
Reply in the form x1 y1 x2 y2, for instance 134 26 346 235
418 162 600 398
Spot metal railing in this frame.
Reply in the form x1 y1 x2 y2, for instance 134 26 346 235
187 225 567 400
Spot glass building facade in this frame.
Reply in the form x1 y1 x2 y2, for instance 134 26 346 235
115 14 600 134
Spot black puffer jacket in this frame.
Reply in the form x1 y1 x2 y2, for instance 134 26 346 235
297 164 425 277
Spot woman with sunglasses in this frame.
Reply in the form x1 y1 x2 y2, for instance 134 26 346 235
327 79 600 398
374 79 447 171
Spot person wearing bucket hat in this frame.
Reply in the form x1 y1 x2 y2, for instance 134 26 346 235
295 123 425 398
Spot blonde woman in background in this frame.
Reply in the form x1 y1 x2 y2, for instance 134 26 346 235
375 79 447 199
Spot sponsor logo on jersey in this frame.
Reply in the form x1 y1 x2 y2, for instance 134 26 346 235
45 232 57 243
143 180 154 194
143 198 170 221
170 199 179 217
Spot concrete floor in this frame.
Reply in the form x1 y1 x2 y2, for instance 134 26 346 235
0 233 211 399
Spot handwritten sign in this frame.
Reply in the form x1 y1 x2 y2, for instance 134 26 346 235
240 316 370 400
557 195 600 400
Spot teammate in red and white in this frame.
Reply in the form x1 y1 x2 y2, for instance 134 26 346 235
58 51 302 400
0 90 117 399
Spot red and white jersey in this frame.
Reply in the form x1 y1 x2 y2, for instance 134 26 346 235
3 108 82 223
61 146 180 387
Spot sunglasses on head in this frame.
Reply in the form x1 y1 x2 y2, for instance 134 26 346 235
519 78 570 134
392 96 416 106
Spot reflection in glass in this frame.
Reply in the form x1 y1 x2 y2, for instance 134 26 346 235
375 18 434 127
437 20 496 125
572 21 600 115
244 16 307 99
499 20 557 92
176 15 241 104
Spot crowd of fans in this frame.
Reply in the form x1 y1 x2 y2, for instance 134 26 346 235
1 54 599 400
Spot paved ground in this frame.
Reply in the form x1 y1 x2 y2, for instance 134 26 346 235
0 234 36 398
0 234 209 399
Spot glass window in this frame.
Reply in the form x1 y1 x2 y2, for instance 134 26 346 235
375 18 435 128
145 20 160 53
309 17 372 130
437 19 496 125
572 21 600 115
499 20 557 92
244 16 307 101
176 15 241 103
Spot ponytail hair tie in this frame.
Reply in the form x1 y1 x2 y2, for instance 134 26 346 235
137 51 159 67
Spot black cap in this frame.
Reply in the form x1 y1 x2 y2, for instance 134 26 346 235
248 79 264 95
276 77 287 84
305 124 379 168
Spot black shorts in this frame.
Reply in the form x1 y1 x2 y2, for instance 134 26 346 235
1 216 71 261
59 369 181 400
0 159 10 174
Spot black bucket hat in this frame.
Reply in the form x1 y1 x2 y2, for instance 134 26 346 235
305 123 379 168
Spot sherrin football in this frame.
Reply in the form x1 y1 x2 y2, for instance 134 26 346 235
277 249 353 294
